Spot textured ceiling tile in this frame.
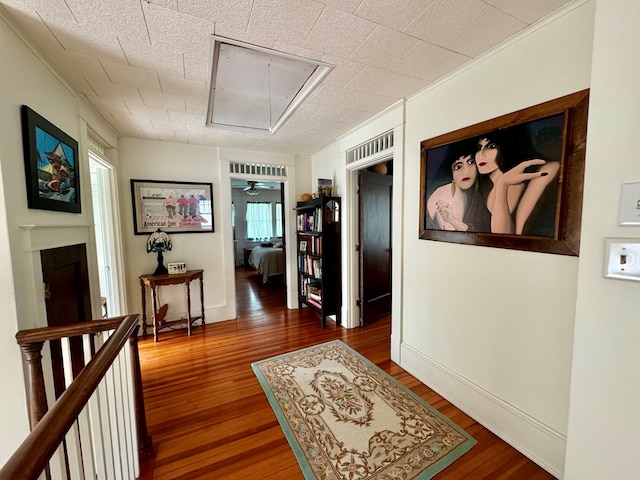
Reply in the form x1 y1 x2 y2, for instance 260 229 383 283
378 73 427 98
212 24 276 50
484 0 571 24
387 40 470 81
138 90 186 112
349 25 419 66
41 18 128 64
320 55 366 87
87 80 143 103
354 0 433 31
183 49 210 84
272 41 325 62
158 74 205 101
345 65 403 94
178 0 253 31
45 49 111 88
0 0 75 21
248 0 323 46
185 98 206 116
142 1 214 52
125 100 171 121
340 91 396 113
118 36 184 79
101 61 161 90
320 0 362 14
304 7 376 58
307 84 357 107
168 110 204 126
403 0 526 57
65 0 149 43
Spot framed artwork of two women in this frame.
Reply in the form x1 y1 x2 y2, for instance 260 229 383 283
419 90 589 256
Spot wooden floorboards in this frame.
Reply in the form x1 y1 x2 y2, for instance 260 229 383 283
138 267 556 479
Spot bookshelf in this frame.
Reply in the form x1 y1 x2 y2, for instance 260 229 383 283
295 196 341 327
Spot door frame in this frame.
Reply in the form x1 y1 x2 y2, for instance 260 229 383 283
344 124 404 363
88 152 128 316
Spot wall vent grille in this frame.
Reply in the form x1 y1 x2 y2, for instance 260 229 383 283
229 162 287 177
347 131 394 163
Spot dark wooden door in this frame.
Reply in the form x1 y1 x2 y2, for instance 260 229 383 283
41 243 92 397
359 168 392 326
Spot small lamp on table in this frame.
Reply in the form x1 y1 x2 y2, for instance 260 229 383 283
147 228 172 275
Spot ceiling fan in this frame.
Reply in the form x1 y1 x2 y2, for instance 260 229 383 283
243 181 265 196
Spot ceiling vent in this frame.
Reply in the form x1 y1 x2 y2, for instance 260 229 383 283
206 36 334 135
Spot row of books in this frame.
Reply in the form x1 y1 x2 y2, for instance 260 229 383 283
299 277 321 297
296 209 323 232
298 235 322 255
306 285 322 308
298 255 322 279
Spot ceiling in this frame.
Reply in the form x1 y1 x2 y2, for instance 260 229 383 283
1 0 572 156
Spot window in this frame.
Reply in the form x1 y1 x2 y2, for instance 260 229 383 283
246 201 283 240
246 202 273 239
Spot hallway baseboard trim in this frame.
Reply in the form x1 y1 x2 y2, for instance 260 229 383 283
400 343 566 479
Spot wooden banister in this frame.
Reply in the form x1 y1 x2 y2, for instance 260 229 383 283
1 314 147 480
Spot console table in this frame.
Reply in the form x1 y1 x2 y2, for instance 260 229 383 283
139 269 204 342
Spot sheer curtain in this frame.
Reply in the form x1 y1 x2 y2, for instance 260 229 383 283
246 202 273 240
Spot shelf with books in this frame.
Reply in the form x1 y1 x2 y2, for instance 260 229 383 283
295 196 341 327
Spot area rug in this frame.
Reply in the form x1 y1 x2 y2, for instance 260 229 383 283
252 340 476 479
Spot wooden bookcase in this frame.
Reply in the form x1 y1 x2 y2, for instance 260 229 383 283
295 196 341 327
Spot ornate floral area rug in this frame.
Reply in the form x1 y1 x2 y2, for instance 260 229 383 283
252 340 476 479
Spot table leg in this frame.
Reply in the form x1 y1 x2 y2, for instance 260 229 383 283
185 279 192 336
141 282 147 337
200 276 205 327
150 286 159 342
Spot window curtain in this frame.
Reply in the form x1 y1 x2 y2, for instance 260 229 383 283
246 202 273 239
275 202 283 237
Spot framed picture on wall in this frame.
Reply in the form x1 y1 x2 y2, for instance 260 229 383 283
419 89 589 256
21 105 81 213
130 179 214 234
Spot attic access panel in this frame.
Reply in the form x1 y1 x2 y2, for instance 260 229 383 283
206 36 333 134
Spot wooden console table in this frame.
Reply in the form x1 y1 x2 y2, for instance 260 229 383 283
139 269 204 342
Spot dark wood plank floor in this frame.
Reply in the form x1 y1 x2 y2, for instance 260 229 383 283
138 267 556 479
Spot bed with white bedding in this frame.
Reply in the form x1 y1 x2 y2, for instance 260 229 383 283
248 245 284 283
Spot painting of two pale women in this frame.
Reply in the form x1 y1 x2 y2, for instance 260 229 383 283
425 113 564 237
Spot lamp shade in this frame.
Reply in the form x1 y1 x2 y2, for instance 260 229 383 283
147 229 172 253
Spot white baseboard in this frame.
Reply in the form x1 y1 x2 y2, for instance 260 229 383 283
400 343 565 479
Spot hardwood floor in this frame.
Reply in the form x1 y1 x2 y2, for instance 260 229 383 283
138 267 556 479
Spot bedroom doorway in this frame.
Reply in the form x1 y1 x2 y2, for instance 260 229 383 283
230 179 286 312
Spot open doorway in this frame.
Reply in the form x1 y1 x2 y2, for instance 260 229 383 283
89 152 123 317
230 179 286 314
358 160 393 326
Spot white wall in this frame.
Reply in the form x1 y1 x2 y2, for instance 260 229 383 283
565 1 640 478
400 3 594 476
0 12 115 463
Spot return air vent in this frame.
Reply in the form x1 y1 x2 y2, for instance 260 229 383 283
229 162 287 177
347 131 394 163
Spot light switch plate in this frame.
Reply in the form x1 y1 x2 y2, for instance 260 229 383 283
604 237 640 281
617 182 640 225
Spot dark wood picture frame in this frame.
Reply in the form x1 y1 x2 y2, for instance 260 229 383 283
419 89 589 256
21 105 81 213
131 179 214 234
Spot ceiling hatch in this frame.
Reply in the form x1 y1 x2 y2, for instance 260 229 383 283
206 36 334 135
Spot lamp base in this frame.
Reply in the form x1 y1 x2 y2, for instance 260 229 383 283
154 250 168 276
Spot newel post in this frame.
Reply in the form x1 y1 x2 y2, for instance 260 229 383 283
128 328 153 460
19 341 48 431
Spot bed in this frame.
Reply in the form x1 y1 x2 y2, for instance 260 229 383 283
248 245 284 283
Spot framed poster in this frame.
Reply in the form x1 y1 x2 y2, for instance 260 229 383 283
130 179 214 234
419 89 589 256
21 105 81 213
